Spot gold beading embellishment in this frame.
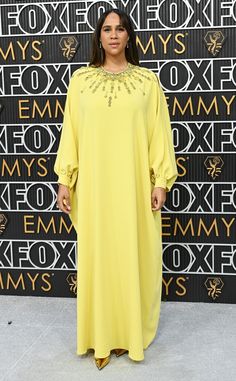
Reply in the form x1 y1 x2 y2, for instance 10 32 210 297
74 63 155 107
150 168 161 186
58 168 73 178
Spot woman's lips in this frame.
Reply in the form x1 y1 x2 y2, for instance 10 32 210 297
109 43 119 47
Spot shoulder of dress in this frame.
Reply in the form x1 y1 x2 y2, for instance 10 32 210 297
143 67 159 82
134 65 160 83
71 65 94 79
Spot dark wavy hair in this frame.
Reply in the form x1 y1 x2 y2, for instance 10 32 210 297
89 8 140 67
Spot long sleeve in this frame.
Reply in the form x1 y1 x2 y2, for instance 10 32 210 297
54 75 79 189
148 73 178 192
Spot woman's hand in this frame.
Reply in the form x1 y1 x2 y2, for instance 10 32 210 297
57 184 71 214
151 187 166 211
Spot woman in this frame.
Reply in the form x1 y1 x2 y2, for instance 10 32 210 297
54 8 178 370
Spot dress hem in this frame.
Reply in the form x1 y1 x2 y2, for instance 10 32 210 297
76 348 144 362
76 329 157 362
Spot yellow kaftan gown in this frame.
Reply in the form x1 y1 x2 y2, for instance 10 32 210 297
54 62 178 361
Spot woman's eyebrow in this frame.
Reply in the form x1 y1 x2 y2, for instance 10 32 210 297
102 24 124 28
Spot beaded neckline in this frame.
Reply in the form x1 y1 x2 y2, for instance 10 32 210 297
75 63 156 107
99 62 133 75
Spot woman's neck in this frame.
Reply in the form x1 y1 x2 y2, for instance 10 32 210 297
102 55 128 70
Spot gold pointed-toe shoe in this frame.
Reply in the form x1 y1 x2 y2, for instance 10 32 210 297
94 355 110 370
113 348 128 357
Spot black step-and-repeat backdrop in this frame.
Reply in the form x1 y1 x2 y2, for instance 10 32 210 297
0 0 235 302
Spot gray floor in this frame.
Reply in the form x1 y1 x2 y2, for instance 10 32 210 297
0 295 235 381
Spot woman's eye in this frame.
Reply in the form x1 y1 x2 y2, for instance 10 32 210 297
103 28 125 32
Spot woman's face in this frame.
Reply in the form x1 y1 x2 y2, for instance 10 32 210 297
100 12 129 58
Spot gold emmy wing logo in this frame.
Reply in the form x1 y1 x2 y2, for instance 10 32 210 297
204 156 224 179
59 36 79 60
0 214 8 235
204 277 224 300
204 31 225 56
66 273 77 295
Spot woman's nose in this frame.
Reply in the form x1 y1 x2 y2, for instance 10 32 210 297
110 29 118 38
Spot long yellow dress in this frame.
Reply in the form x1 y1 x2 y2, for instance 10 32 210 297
54 62 178 361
